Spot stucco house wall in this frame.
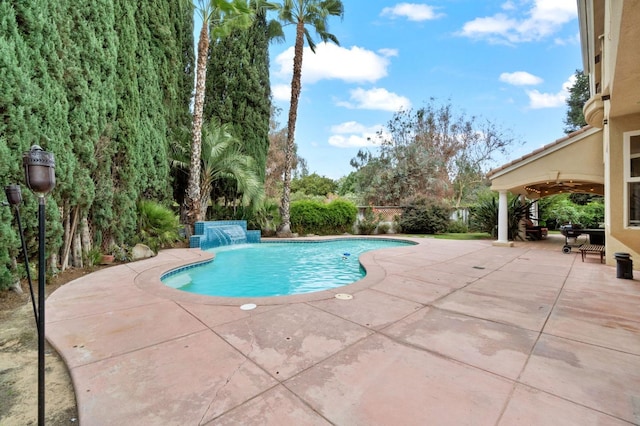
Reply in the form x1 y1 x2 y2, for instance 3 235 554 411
604 113 640 261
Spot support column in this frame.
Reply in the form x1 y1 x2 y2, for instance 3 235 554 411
494 190 513 247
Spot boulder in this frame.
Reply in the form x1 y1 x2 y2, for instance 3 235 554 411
10 280 23 294
131 243 155 261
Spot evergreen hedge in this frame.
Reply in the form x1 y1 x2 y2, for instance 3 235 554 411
0 0 194 289
398 201 451 234
291 199 357 235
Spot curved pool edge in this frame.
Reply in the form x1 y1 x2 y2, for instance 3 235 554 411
139 236 424 306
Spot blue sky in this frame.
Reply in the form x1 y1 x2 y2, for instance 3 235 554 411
267 0 582 179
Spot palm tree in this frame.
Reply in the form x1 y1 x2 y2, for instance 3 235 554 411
184 0 253 233
274 0 344 236
174 120 264 220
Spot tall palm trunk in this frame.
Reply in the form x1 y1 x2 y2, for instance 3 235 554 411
278 19 305 237
185 22 210 233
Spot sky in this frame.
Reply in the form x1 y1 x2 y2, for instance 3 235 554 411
267 0 583 180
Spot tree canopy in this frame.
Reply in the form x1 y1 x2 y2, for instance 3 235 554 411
564 69 589 134
291 173 338 196
350 99 517 207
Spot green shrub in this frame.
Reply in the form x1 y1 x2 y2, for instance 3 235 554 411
291 200 324 234
447 220 469 233
137 200 182 252
398 200 450 234
290 191 325 203
577 200 604 228
328 199 358 232
107 244 132 262
252 198 280 234
469 192 498 236
290 199 357 235
469 192 536 240
377 222 391 234
85 247 103 267
357 207 378 235
209 199 281 233
543 196 581 228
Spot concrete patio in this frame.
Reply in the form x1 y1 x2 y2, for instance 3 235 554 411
46 236 640 425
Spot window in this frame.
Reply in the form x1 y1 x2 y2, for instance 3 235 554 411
626 131 640 226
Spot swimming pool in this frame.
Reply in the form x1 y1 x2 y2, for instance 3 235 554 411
161 238 414 297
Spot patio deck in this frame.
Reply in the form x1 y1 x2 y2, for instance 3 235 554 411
46 235 640 425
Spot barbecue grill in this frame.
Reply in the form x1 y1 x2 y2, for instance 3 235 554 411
560 224 605 253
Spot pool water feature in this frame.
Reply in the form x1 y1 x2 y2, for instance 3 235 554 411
206 225 247 245
190 220 261 249
162 239 413 297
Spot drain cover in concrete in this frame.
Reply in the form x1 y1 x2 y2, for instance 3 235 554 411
240 303 257 310
335 293 353 300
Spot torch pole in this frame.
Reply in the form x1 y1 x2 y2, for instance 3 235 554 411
37 197 45 426
15 206 39 332
22 144 56 426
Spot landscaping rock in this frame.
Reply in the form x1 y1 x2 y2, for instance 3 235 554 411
10 280 23 294
131 243 155 260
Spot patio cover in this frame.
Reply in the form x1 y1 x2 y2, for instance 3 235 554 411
487 125 604 245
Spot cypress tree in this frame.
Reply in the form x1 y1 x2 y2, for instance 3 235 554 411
102 0 142 246
0 137 20 290
61 0 118 203
172 0 196 137
169 0 196 209
205 7 271 183
155 0 195 142
2 0 67 263
135 0 193 202
134 1 170 197
99 0 194 246
0 0 194 280
57 0 118 264
0 2 38 288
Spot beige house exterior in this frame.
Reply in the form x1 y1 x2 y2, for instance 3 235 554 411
488 0 640 267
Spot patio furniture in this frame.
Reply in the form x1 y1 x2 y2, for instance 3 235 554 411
579 244 605 263
526 226 548 240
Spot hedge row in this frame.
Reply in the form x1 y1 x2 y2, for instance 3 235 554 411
290 199 357 235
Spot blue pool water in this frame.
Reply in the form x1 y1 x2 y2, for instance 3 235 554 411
162 239 413 297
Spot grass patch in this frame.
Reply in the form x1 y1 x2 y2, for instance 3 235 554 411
434 232 493 240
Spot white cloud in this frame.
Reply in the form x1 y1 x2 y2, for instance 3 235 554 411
554 32 581 46
501 1 517 11
459 0 577 44
381 3 444 21
273 43 394 85
271 84 291 102
328 122 388 148
331 121 368 134
337 87 412 112
563 74 577 92
378 48 399 58
328 134 374 148
499 71 543 86
526 90 566 108
461 14 517 40
526 74 574 109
